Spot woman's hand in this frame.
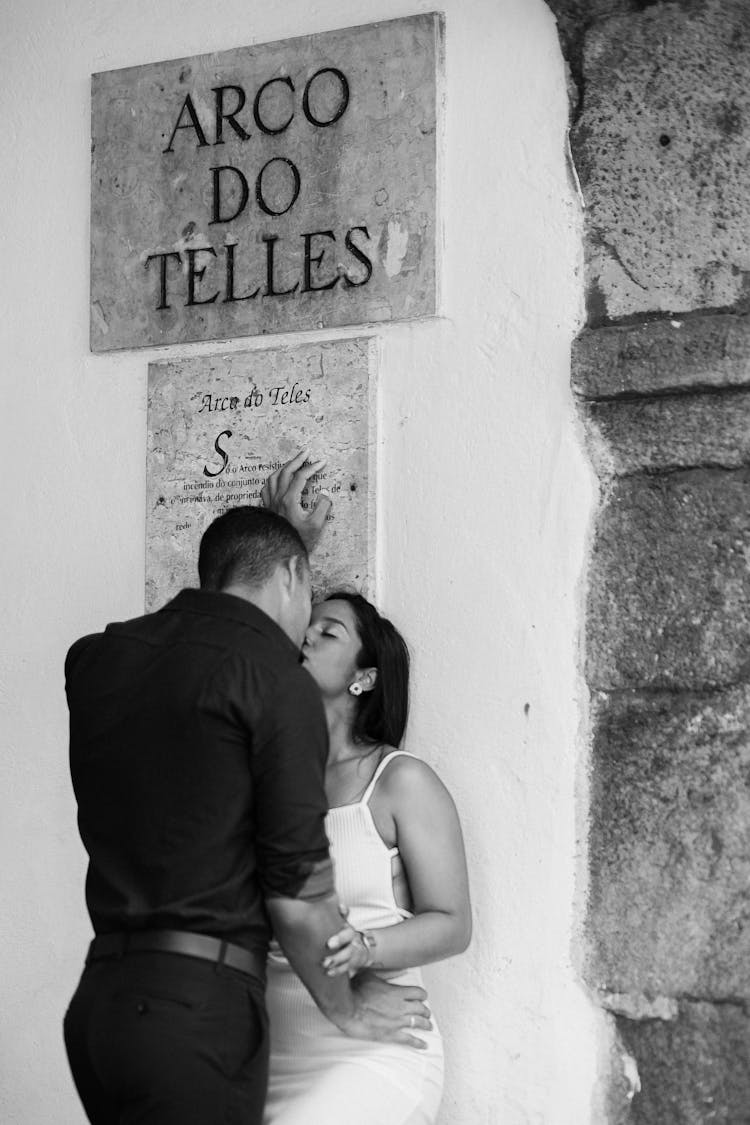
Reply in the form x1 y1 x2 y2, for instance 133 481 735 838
322 923 373 977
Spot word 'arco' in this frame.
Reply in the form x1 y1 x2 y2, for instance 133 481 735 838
163 68 350 152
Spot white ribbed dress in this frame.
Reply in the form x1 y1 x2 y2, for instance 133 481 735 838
263 751 444 1125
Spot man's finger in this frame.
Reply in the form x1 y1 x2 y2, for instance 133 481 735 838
389 1031 428 1050
275 449 310 498
307 492 333 528
287 457 327 505
397 985 428 1002
407 1001 432 1021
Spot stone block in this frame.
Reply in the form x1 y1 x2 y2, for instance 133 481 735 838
545 1 640 88
572 314 750 399
582 388 750 475
596 1011 643 1125
617 1001 750 1125
587 686 750 1000
586 470 750 690
572 0 750 322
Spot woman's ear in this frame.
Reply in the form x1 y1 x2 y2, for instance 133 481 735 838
358 667 378 694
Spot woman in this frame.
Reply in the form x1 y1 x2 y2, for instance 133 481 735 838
263 592 472 1125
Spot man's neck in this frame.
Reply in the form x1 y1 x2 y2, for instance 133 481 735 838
220 582 279 625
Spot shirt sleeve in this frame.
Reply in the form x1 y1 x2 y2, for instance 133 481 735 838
64 633 99 690
248 663 335 902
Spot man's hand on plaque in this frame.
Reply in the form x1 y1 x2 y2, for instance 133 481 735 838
260 450 332 553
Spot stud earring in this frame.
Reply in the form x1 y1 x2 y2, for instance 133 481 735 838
348 682 363 697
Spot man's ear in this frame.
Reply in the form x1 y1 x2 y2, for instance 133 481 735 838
278 556 299 595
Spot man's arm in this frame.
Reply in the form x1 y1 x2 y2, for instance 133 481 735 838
267 894 432 1047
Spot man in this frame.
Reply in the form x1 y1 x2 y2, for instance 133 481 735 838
64 454 430 1125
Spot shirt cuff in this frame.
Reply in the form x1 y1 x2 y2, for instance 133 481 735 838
262 856 336 902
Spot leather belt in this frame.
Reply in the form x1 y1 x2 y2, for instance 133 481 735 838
87 929 265 981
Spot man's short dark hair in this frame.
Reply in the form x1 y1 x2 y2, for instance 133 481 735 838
198 507 308 591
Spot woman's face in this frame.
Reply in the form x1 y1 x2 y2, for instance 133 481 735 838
301 599 366 697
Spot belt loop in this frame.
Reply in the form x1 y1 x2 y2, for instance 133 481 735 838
216 940 228 976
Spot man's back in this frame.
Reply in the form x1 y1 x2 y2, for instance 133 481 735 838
66 588 331 953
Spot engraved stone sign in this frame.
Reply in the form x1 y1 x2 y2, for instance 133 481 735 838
146 338 375 610
91 14 442 352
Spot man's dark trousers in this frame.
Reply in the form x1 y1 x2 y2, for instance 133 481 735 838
64 950 268 1125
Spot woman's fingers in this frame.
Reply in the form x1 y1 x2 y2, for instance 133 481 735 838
322 922 358 974
325 961 350 977
326 924 356 952
322 948 351 968
322 953 350 974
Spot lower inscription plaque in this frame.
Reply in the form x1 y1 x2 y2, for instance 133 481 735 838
146 337 375 610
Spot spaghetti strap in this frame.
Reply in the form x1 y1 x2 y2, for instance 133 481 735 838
360 750 416 806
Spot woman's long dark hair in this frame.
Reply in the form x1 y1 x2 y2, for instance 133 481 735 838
325 592 410 748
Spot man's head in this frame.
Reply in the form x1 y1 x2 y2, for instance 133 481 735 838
198 506 312 646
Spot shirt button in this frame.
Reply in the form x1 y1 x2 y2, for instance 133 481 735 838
137 1002 147 1014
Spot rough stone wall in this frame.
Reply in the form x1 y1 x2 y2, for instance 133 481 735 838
547 1 750 1121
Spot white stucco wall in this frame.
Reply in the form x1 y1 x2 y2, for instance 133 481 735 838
0 1 599 1122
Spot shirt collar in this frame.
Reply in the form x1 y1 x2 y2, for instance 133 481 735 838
163 588 300 657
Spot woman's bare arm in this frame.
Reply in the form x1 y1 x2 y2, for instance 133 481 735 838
323 756 472 976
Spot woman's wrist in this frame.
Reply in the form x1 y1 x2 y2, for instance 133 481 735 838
359 929 377 968
350 929 377 975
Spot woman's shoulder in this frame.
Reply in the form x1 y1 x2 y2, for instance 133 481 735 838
372 750 461 842
376 749 449 801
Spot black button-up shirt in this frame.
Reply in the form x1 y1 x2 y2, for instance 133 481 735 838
65 589 334 953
